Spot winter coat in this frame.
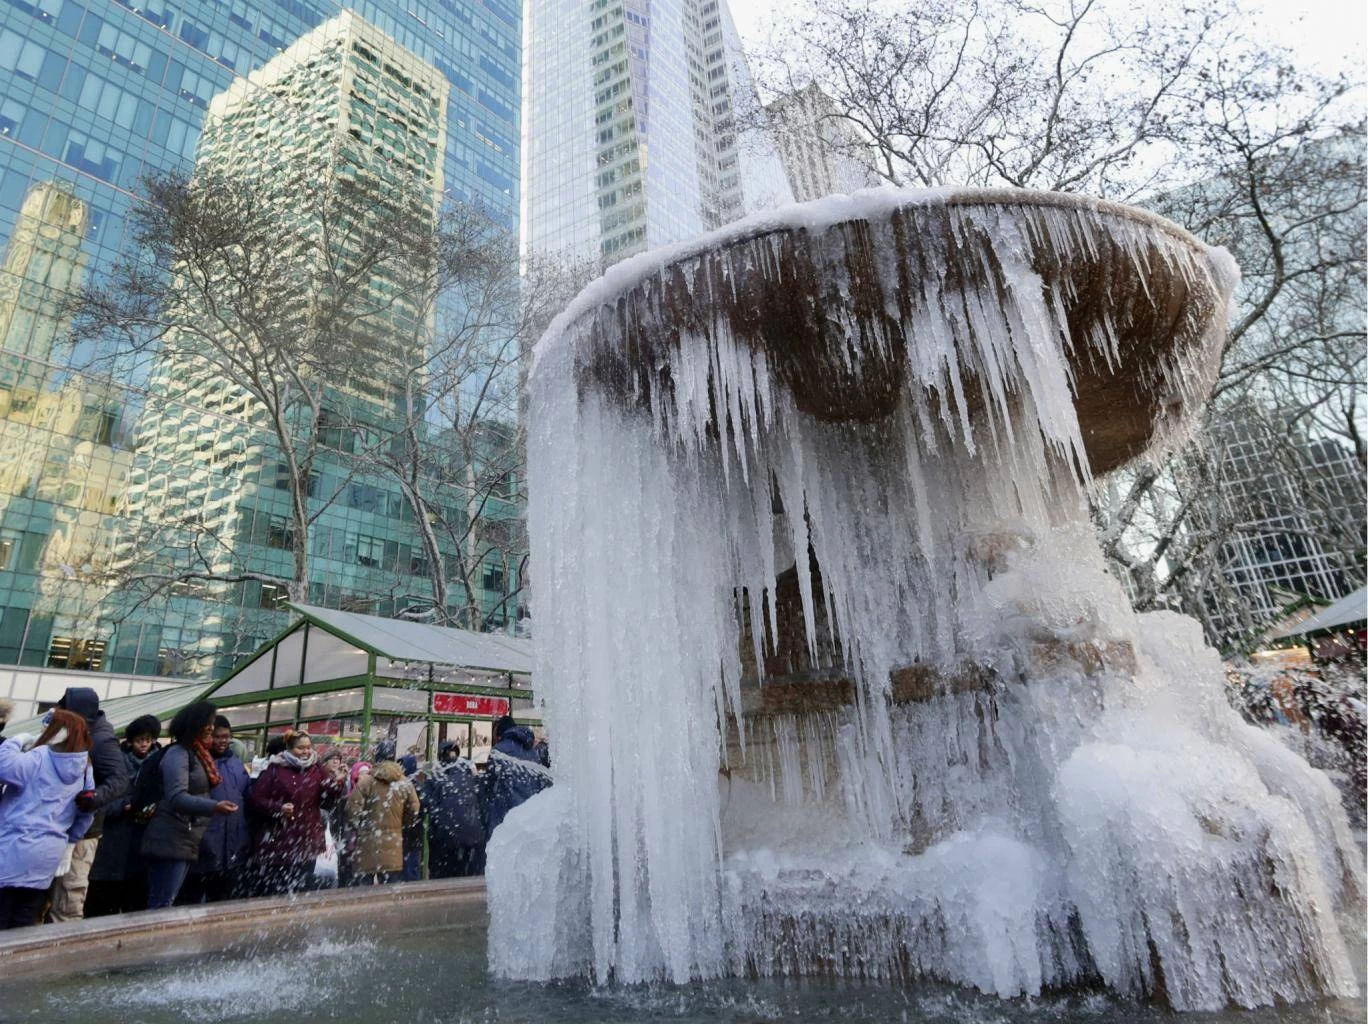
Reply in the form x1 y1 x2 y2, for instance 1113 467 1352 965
345 760 420 875
248 759 343 867
141 744 219 862
0 738 96 888
196 751 250 875
423 759 486 852
60 686 129 840
484 727 552 836
89 745 156 883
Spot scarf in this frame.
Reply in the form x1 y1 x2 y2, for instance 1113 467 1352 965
282 749 317 770
191 739 222 788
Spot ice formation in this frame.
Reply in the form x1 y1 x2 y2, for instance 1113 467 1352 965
490 188 1363 1010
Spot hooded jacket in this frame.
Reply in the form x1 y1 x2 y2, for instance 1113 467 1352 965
58 687 128 840
485 726 552 837
344 760 420 875
89 744 157 883
0 738 96 888
196 749 250 875
423 757 486 851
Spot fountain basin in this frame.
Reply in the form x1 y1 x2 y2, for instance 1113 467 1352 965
0 879 485 980
0 887 1362 1023
566 188 1229 475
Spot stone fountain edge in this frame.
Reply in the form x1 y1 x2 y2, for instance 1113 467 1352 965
0 878 487 981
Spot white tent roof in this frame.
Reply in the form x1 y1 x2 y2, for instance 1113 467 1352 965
1269 587 1367 640
289 604 533 674
3 680 211 738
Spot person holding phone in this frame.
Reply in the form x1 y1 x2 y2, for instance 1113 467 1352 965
140 702 239 909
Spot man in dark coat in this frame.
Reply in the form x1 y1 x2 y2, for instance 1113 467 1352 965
181 716 250 903
48 687 129 921
424 741 487 877
483 716 551 838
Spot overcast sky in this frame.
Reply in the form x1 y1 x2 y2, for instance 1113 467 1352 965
726 0 1367 79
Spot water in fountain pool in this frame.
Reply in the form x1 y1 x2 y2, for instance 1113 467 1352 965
2 921 1363 1023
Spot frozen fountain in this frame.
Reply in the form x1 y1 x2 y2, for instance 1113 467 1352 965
490 188 1364 1011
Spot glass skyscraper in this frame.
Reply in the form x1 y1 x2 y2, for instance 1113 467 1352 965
0 1 523 685
522 0 792 265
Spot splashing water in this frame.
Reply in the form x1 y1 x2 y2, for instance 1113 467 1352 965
490 188 1363 1011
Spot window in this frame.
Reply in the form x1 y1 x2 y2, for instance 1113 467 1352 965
266 516 294 551
48 637 106 671
482 563 505 594
357 534 383 569
0 528 19 570
76 406 116 445
260 582 288 610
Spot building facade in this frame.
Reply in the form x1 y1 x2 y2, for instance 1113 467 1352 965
0 0 524 693
1189 414 1366 649
522 0 792 266
765 83 882 202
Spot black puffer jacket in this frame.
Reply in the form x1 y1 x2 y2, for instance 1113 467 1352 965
141 745 219 862
59 687 128 840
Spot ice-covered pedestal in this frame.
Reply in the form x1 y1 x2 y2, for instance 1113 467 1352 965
490 188 1363 1010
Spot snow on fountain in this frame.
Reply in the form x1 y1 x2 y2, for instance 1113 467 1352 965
489 187 1363 1010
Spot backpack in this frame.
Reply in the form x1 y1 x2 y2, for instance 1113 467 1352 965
129 745 167 819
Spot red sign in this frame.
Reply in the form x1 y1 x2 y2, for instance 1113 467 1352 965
433 693 509 717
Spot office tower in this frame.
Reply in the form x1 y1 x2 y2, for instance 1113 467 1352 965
523 0 793 265
126 10 450 540
1188 414 1365 648
0 179 129 668
765 84 883 202
0 1 522 684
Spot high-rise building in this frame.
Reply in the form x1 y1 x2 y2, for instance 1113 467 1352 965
119 13 457 676
0 180 129 670
522 0 793 266
1186 414 1365 649
765 84 882 202
0 1 523 692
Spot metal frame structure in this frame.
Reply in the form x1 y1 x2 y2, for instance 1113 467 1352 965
202 604 537 757
8 604 537 759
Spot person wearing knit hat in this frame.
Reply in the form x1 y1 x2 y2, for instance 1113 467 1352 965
349 761 373 791
86 715 162 917
335 760 372 887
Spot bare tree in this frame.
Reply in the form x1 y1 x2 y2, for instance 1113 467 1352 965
358 239 598 630
341 202 526 629
68 166 442 626
754 0 1366 649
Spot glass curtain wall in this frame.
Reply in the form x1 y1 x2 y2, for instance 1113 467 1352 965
0 0 525 681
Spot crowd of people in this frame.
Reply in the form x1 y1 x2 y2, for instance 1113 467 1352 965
0 688 552 931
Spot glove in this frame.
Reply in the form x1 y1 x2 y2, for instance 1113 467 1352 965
75 789 100 812
7 732 37 751
55 842 76 878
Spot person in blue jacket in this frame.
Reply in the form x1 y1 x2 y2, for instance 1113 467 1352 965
483 715 551 839
180 715 250 903
0 709 96 929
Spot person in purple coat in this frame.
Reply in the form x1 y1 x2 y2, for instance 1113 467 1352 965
0 710 96 929
248 731 346 895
